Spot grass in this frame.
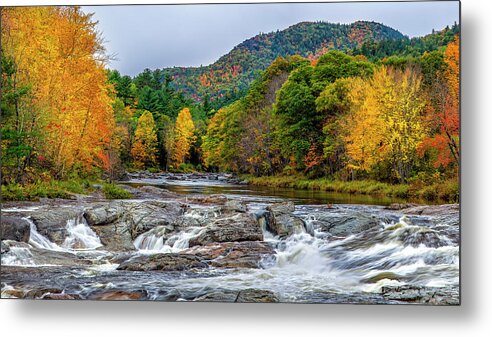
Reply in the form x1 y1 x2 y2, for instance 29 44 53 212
1 179 94 201
1 179 134 201
244 174 458 203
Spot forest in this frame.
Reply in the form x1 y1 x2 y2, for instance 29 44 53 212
1 6 460 202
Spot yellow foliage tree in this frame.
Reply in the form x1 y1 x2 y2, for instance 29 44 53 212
344 66 427 182
131 111 158 169
172 108 196 167
1 7 115 178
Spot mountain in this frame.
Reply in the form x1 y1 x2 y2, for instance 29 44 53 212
158 21 404 105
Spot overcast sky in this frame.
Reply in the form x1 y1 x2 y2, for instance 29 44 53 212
82 1 460 76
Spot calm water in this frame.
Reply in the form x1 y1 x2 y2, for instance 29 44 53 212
125 177 428 206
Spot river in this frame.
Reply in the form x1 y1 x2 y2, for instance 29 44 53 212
0 173 460 304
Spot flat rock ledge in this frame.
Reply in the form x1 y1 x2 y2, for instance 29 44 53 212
116 253 208 272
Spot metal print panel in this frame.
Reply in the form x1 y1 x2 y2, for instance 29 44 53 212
0 1 460 304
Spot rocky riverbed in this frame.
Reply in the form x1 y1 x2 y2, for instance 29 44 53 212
1 173 460 304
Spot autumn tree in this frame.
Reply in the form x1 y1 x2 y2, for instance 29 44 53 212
344 66 427 182
418 36 460 169
1 7 115 180
172 108 196 167
131 111 158 169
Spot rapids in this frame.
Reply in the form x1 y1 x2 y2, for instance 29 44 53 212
1 175 460 304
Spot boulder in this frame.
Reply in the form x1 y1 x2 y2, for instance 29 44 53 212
315 211 382 237
188 213 263 246
235 289 279 303
264 202 308 237
83 203 126 226
1 216 30 242
125 200 185 238
117 253 208 271
183 241 275 268
29 206 84 244
84 200 186 251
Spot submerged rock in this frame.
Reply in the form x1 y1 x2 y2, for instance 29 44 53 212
117 253 208 271
1 216 30 242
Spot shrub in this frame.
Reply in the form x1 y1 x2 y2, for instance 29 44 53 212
102 183 133 199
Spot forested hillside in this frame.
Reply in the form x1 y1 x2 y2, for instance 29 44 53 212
154 21 405 107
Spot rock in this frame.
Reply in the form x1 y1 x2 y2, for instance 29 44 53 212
223 200 248 213
190 194 228 205
117 253 208 271
183 241 275 268
235 289 279 303
381 285 459 305
362 272 402 283
401 204 459 217
398 227 450 248
264 202 308 237
83 200 186 251
1 240 92 266
193 291 239 302
386 203 419 210
29 206 85 244
268 202 295 214
1 216 30 242
41 293 82 300
83 203 126 226
137 185 179 199
88 290 147 300
126 200 185 238
315 211 382 237
188 213 263 246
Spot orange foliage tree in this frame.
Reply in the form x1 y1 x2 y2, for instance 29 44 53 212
418 36 460 169
1 7 115 179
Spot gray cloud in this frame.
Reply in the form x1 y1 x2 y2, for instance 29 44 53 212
83 1 459 76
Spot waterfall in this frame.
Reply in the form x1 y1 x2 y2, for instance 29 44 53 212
26 218 64 251
134 226 204 252
133 226 170 252
62 215 102 250
1 246 35 266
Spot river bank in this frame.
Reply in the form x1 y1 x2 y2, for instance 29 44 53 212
1 173 460 304
244 175 459 203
